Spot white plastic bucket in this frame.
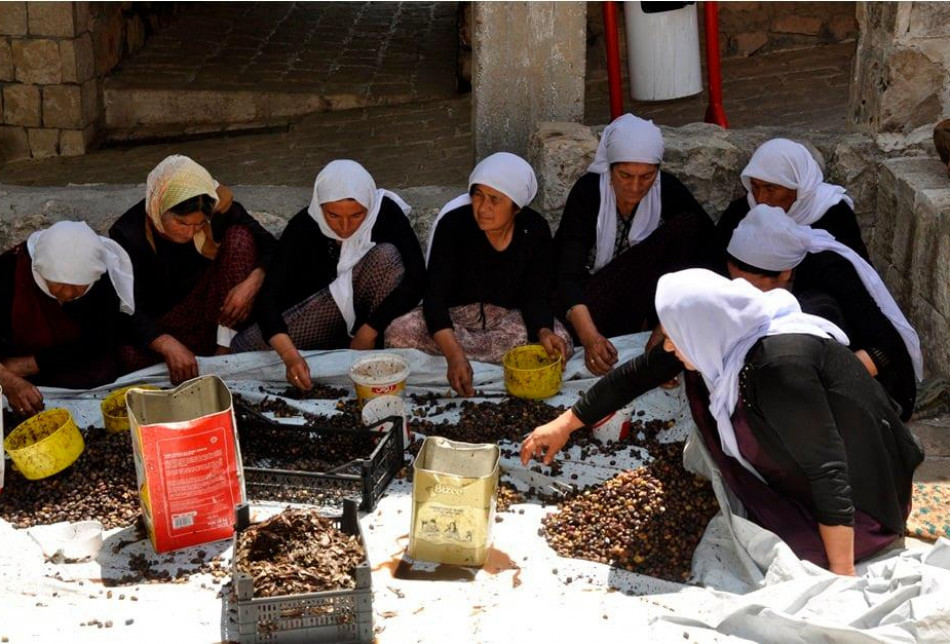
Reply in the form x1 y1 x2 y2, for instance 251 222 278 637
349 353 411 406
624 2 702 101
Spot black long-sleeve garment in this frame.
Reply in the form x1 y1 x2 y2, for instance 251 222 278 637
573 335 922 534
716 196 870 262
553 171 715 312
109 197 277 348
0 245 130 386
794 251 916 420
424 205 555 340
255 199 426 342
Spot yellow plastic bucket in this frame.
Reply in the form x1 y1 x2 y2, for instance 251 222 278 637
3 408 84 480
101 385 161 432
349 353 410 406
503 344 562 399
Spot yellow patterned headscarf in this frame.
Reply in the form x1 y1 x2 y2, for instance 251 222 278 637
144 155 221 259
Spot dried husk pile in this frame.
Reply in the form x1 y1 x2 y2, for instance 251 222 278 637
234 509 365 597
541 442 720 582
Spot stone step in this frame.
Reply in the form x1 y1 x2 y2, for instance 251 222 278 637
102 81 421 141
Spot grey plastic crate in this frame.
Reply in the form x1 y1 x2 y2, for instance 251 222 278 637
232 500 373 643
236 404 405 512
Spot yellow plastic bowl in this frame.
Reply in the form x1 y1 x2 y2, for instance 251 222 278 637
503 344 562 399
101 385 161 432
3 408 84 480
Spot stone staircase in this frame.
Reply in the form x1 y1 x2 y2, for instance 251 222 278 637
101 2 460 141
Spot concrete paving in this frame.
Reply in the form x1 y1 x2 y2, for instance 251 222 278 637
585 41 856 131
1 43 854 190
104 2 459 135
910 415 950 483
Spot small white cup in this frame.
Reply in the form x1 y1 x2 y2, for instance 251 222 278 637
56 520 103 561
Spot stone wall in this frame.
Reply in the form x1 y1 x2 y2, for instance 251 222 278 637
872 158 950 376
849 2 950 134
587 1 857 69
0 2 175 163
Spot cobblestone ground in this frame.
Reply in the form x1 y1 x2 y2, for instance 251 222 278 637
585 41 856 131
109 2 458 104
1 43 854 189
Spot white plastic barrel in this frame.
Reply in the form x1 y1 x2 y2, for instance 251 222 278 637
624 2 702 101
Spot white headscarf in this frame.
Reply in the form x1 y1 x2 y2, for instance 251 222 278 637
425 152 538 262
307 160 411 334
741 138 854 226
26 221 135 314
656 268 849 479
588 113 664 272
728 204 923 380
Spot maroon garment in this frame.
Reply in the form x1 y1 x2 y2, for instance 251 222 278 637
684 372 901 568
2 244 124 388
10 247 83 353
119 225 258 372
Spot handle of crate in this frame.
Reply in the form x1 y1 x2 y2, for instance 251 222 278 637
234 503 250 532
342 498 359 533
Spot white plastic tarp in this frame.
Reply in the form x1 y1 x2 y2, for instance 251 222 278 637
1 333 948 642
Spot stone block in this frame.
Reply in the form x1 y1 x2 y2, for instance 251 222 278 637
880 48 943 134
0 39 13 81
910 189 950 300
829 14 857 41
27 126 58 158
28 2 76 37
870 162 900 267
126 14 145 53
0 124 29 162
0 3 27 36
911 299 950 379
59 33 94 83
826 135 882 224
42 83 81 128
74 2 90 33
81 77 97 124
528 121 598 221
12 38 61 84
731 32 768 57
907 2 950 38
92 7 124 76
58 123 95 156
2 83 40 126
770 15 823 36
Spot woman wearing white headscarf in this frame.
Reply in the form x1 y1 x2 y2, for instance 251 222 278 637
385 152 573 397
554 113 714 376
522 268 923 574
727 204 921 419
0 221 135 416
716 138 869 261
110 155 277 384
231 159 425 390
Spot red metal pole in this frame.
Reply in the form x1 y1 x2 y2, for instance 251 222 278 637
703 1 728 128
603 1 623 121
